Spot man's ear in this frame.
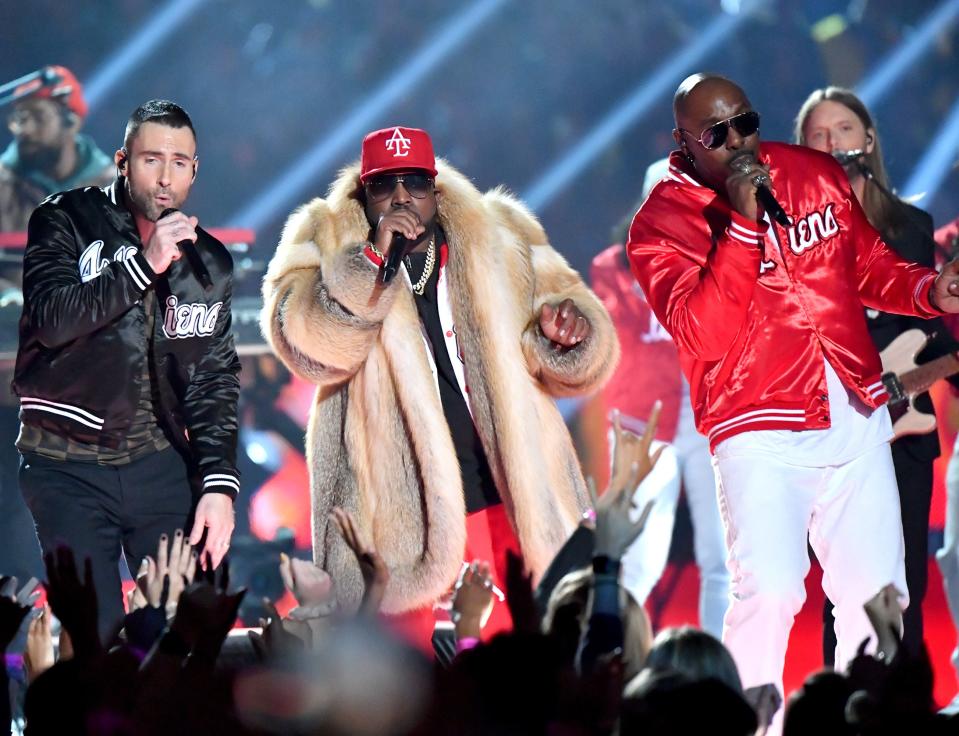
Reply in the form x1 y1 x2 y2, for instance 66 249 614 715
865 129 876 154
114 148 127 177
191 157 198 182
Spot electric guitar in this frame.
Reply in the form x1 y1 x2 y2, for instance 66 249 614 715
880 328 959 439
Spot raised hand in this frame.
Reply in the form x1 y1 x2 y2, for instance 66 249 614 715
279 552 334 609
24 603 54 683
452 560 495 639
331 507 390 615
608 403 665 498
539 298 591 348
248 599 303 662
169 560 245 652
43 547 101 659
142 210 197 274
139 529 196 616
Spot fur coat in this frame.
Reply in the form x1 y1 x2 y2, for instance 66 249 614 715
260 159 619 614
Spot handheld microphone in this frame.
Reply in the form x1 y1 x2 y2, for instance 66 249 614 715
832 149 865 166
756 186 791 228
158 208 213 291
380 232 408 284
733 154 791 228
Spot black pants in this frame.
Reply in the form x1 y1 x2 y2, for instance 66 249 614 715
823 441 933 664
19 445 196 643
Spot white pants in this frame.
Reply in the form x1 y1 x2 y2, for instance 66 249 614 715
619 426 730 639
940 432 959 675
714 440 907 708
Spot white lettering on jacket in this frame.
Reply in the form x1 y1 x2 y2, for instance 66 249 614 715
162 295 222 339
78 241 139 282
786 203 840 255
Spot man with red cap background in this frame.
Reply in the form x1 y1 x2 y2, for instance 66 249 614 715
0 65 113 232
262 126 618 647
0 66 115 610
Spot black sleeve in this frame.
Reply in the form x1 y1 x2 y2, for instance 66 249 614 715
22 203 156 348
180 261 242 499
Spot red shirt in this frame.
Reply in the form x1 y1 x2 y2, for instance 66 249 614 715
591 244 683 442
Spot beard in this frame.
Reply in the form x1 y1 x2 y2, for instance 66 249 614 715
124 177 182 222
17 143 62 174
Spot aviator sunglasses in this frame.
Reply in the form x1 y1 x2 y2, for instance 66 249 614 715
364 172 435 202
679 110 761 150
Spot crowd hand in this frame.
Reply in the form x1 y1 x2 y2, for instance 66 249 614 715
248 599 304 661
331 507 390 615
24 603 54 684
452 560 495 639
373 208 425 258
142 210 197 275
539 298 591 348
579 651 625 734
43 547 101 659
743 683 781 735
725 155 771 222
0 576 33 653
172 555 244 640
504 550 539 635
139 529 196 616
189 493 235 571
279 552 333 609
863 583 904 662
589 405 665 560
931 259 959 313
608 404 664 497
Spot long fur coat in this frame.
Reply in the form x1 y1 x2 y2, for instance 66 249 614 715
260 159 619 614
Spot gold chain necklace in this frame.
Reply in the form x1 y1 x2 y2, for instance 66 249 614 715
407 236 436 295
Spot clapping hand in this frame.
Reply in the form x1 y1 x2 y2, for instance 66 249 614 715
331 507 390 615
43 547 101 659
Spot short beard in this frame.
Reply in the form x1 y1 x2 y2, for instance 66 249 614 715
17 144 61 175
124 178 175 222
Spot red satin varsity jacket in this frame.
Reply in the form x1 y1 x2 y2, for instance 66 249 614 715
627 142 943 451
591 244 684 442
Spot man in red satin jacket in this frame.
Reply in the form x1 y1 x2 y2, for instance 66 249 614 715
628 73 959 729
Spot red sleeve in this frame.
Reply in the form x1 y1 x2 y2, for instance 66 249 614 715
627 197 763 362
848 185 943 318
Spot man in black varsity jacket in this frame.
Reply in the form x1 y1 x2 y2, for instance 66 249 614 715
12 99 240 639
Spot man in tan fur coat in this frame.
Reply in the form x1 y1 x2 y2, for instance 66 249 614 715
261 126 618 646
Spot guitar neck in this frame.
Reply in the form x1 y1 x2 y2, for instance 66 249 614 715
900 352 959 396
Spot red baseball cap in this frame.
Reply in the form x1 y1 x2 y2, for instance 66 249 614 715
360 126 437 181
13 65 88 119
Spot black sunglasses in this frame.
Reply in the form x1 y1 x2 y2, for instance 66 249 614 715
679 110 761 151
364 173 434 202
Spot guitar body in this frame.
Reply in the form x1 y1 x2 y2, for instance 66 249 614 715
879 328 936 440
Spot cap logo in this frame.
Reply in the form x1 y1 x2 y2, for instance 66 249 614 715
385 127 412 158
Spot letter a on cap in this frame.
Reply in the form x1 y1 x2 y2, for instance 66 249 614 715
385 127 412 157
